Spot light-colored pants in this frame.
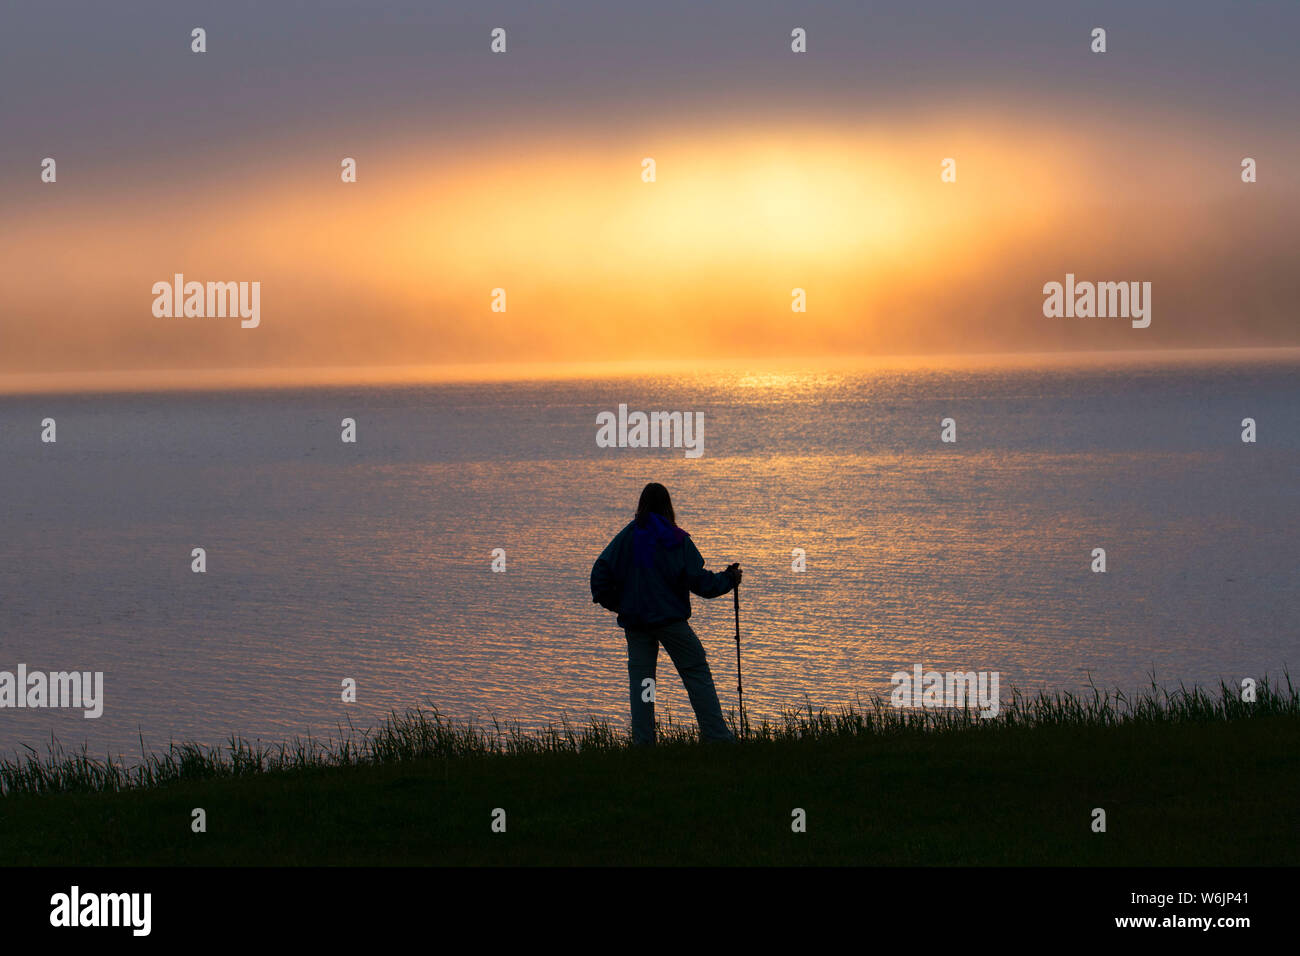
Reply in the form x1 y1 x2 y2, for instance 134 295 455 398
624 620 735 745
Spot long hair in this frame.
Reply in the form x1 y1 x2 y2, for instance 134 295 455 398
634 482 676 526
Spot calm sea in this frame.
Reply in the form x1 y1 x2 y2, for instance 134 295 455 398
2 353 1296 760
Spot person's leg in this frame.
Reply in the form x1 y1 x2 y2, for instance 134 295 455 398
656 621 736 742
624 627 659 746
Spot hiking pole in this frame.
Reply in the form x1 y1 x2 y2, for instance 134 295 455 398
733 582 747 739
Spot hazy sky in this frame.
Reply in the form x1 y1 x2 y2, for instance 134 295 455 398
2 1 1298 384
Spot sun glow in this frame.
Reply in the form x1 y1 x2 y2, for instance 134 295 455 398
0 112 1228 379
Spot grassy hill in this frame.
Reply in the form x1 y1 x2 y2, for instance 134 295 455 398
2 677 1296 866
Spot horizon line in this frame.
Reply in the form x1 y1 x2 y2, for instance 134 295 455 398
2 345 1297 397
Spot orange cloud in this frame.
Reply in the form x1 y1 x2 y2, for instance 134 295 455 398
1 111 1296 388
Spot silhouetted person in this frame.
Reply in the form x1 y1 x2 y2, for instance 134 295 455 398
591 482 741 745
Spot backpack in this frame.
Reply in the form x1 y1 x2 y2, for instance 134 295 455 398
591 528 630 613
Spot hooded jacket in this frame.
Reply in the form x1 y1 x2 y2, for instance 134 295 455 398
590 512 736 629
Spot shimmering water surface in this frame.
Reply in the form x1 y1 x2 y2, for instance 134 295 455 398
2 354 1296 760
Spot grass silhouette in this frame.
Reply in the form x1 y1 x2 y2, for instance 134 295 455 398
2 673 1295 865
